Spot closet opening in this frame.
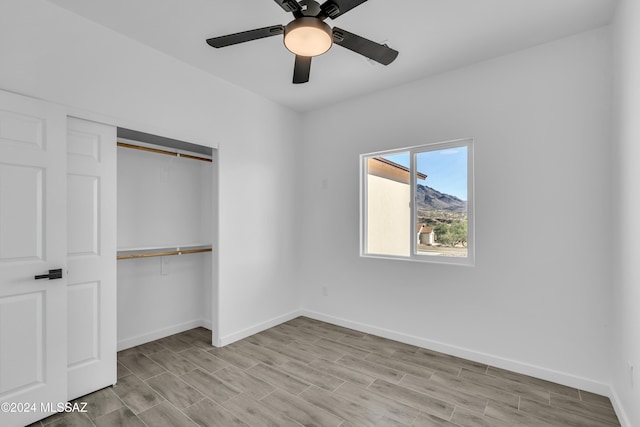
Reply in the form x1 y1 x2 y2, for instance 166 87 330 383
115 127 217 351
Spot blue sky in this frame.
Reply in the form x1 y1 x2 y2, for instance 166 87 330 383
383 146 468 200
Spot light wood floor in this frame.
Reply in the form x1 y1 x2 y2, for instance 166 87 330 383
32 317 620 426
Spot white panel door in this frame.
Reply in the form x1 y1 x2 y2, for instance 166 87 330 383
66 117 116 400
0 91 67 427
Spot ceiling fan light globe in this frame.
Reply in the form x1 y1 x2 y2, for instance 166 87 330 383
284 17 332 57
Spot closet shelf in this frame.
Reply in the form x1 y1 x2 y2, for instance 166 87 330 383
117 141 212 163
117 245 212 260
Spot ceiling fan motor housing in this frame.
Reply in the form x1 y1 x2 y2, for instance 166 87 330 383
284 17 333 57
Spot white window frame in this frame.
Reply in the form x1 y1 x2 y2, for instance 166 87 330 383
360 138 475 266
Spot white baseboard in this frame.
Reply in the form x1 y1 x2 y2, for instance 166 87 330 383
609 386 632 427
217 310 302 347
300 309 612 396
117 318 211 351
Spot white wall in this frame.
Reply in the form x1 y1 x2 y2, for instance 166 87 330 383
612 0 640 425
299 28 613 392
0 0 301 345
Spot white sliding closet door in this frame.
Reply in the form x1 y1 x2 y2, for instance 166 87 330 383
0 91 67 427
66 117 117 400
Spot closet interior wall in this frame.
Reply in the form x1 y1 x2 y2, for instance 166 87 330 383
116 136 214 350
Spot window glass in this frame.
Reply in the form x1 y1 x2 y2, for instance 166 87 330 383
365 152 410 256
361 139 474 265
414 146 468 258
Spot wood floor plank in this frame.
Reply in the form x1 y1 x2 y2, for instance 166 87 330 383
133 340 167 356
212 365 275 400
182 399 249 427
270 323 322 344
415 348 488 373
299 386 384 427
178 329 214 350
309 322 367 339
245 363 311 395
338 418 410 427
341 333 418 356
550 392 620 425
138 401 197 427
145 372 204 410
267 340 321 363
313 338 371 359
336 354 404 383
579 389 616 408
486 366 580 399
221 394 301 427
260 389 343 427
234 342 290 366
290 340 349 362
245 332 285 350
365 352 436 379
308 357 377 387
458 368 551 404
117 351 166 380
285 316 324 328
182 369 241 404
368 379 455 420
429 371 519 410
391 349 462 377
155 334 194 353
297 324 349 342
207 346 258 370
149 349 199 376
399 373 488 414
46 412 95 427
450 407 511 427
259 328 297 346
412 412 461 427
93 407 145 427
280 359 345 391
111 374 165 414
117 361 132 379
519 397 618 427
334 381 420 426
178 348 228 373
484 399 555 426
75 387 123 420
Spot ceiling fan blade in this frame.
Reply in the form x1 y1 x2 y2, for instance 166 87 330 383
332 27 398 65
273 0 302 15
293 55 312 84
319 0 368 19
206 25 284 48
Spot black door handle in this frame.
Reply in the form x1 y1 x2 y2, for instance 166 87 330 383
34 269 63 280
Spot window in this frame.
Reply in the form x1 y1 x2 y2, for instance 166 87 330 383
360 138 474 265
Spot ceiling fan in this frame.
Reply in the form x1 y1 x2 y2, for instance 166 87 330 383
206 0 399 84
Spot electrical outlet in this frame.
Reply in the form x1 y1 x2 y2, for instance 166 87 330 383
322 285 328 297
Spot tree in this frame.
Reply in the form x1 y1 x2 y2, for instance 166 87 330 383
434 221 467 247
450 221 468 247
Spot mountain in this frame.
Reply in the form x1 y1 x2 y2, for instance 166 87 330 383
416 184 467 213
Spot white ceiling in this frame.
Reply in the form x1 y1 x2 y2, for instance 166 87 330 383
48 0 617 112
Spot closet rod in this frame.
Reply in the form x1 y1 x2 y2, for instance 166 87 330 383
117 247 212 260
117 142 213 163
